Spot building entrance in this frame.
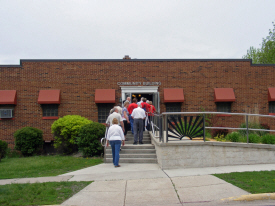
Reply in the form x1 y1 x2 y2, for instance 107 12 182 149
120 86 160 113
131 93 153 102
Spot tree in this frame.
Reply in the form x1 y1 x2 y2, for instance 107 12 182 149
243 22 275 64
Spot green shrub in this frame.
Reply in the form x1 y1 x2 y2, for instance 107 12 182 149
261 134 275 144
248 133 261 143
77 122 106 157
238 122 269 137
205 131 212 138
0 140 8 160
51 115 92 154
214 134 227 142
238 136 248 143
14 127 43 156
226 132 241 142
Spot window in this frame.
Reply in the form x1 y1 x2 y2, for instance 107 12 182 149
269 101 275 113
166 103 181 112
98 103 114 123
0 105 15 119
166 103 181 120
216 102 231 113
41 104 58 117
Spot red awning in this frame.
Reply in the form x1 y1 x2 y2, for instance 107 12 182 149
38 90 61 104
163 88 184 103
95 89 116 103
0 90 17 104
268 88 275 101
214 88 236 102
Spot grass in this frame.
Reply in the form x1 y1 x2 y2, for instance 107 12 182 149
0 181 92 206
0 155 103 179
214 170 275 194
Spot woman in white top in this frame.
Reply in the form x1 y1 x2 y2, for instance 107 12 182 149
106 118 125 167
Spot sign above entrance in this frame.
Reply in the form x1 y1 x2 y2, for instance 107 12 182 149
117 82 161 86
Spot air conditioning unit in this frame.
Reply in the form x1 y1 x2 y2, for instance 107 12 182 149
0 109 13 118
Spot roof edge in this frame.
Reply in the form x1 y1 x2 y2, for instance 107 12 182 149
0 58 274 67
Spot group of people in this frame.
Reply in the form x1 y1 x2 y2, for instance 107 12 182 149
106 97 156 167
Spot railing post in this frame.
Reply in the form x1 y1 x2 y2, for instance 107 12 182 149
203 114 205 142
165 114 168 143
246 115 249 143
160 115 163 142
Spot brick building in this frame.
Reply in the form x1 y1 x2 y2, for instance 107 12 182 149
1 57 275 148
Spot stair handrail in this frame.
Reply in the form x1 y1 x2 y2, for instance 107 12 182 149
149 113 163 141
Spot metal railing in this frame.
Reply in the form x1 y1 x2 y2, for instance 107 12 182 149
150 113 163 142
150 112 275 143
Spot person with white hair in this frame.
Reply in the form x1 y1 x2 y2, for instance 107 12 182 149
106 107 124 132
131 102 146 144
138 97 144 104
122 96 131 106
115 106 122 115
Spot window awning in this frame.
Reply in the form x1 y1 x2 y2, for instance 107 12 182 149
268 88 275 101
95 89 116 103
0 90 17 105
214 88 236 102
163 88 184 103
38 90 61 104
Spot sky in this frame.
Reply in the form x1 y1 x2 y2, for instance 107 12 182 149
0 0 275 65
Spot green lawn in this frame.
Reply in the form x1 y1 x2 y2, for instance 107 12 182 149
0 181 92 206
214 170 275 194
0 155 103 179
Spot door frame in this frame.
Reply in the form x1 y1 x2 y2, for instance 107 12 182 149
120 86 159 112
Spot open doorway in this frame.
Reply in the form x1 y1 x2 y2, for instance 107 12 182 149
131 93 153 102
121 86 160 113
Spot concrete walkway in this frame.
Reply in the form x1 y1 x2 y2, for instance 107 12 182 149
1 163 275 205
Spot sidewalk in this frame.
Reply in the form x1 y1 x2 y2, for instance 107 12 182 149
1 163 275 205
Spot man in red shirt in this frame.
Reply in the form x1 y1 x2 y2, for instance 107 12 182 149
141 98 149 131
127 98 138 134
141 98 149 112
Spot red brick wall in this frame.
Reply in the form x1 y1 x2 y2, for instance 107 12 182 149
1 60 275 148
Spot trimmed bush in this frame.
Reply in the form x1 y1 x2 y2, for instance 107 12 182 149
51 115 92 154
248 133 261 143
14 127 43 156
226 132 241 142
0 140 8 160
77 122 106 157
261 134 275 144
238 122 269 137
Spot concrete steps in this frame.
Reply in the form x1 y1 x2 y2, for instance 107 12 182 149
105 131 157 164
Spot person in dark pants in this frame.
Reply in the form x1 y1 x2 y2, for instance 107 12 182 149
106 118 125 167
131 102 146 145
122 101 130 140
127 98 138 134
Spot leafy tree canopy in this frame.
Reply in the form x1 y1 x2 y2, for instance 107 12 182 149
243 22 275 64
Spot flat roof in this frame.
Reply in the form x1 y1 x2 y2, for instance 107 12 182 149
0 58 274 67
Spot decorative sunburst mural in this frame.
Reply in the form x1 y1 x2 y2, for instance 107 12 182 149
167 115 204 140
